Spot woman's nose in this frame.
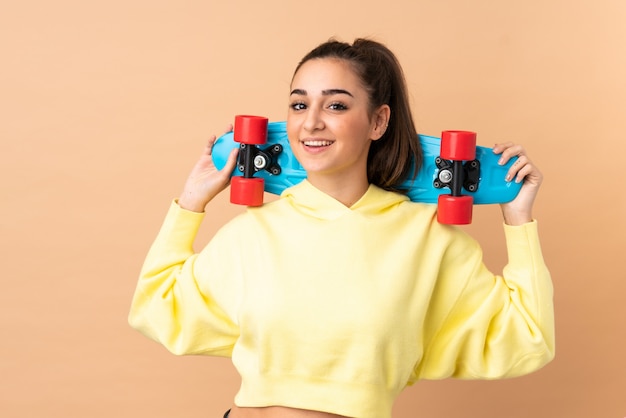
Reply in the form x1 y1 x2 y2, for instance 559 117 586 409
303 108 324 132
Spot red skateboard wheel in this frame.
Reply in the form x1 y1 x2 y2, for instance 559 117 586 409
440 131 476 161
234 115 268 145
230 176 265 206
437 194 473 225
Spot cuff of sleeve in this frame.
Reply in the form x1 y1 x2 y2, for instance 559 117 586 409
503 220 545 269
157 199 206 248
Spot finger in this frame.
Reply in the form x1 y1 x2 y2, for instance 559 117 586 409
518 163 543 186
222 124 234 135
498 144 525 166
219 148 239 185
505 156 527 181
507 165 532 183
511 163 532 183
206 134 218 155
225 148 239 170
493 142 514 155
507 157 541 185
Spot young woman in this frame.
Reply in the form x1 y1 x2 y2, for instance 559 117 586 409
129 39 554 418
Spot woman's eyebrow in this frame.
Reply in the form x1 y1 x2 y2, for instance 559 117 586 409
322 89 353 97
290 89 306 96
289 88 354 97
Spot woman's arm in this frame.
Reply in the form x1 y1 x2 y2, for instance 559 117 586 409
493 142 543 226
128 127 240 355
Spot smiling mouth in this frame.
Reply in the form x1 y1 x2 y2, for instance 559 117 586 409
302 140 334 147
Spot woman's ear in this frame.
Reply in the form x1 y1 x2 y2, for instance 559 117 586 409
371 105 391 141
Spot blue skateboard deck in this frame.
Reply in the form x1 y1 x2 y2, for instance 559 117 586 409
212 120 521 205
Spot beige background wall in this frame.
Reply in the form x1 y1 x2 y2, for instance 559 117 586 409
1 1 624 417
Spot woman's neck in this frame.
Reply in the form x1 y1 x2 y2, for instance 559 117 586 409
306 174 370 207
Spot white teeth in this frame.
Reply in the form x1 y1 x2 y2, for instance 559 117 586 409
303 140 333 147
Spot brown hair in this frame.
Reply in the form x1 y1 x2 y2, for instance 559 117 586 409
292 38 422 193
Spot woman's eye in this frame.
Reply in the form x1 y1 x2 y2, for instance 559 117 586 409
328 102 348 111
290 102 307 111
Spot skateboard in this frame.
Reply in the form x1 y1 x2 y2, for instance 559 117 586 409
212 115 522 224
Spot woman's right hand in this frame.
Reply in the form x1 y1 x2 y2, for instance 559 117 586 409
177 125 239 213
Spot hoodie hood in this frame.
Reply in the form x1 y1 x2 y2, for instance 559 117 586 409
280 180 409 221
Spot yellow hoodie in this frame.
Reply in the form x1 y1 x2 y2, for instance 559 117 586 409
129 180 554 418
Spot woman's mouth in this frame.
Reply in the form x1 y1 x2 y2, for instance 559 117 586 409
302 139 334 148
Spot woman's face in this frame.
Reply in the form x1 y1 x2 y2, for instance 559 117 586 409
287 58 388 187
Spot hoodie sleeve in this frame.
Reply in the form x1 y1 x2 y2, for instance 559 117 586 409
413 220 555 381
128 201 240 356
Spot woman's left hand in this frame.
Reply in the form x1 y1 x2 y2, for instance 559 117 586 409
493 142 543 226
